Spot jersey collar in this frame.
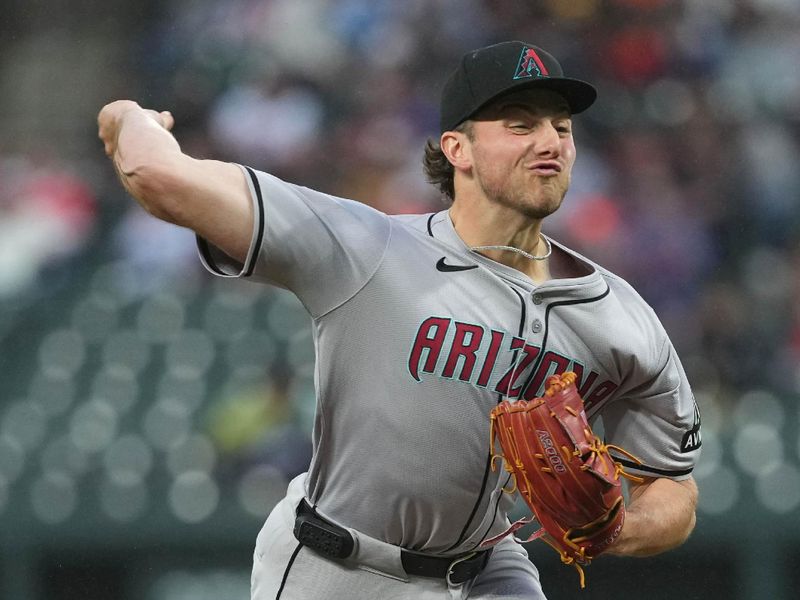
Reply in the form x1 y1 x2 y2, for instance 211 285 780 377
428 210 607 298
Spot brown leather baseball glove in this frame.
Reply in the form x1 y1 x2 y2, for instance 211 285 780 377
483 372 642 587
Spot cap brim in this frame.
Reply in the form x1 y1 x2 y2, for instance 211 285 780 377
480 77 597 118
519 77 597 114
444 76 597 132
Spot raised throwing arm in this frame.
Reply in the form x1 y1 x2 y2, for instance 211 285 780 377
97 100 253 263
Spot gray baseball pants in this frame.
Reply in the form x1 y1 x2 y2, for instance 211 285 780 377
251 473 547 599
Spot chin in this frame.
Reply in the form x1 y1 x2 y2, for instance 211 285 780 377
521 205 560 220
485 181 567 219
519 192 566 220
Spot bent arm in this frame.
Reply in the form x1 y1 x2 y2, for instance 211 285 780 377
607 475 698 557
98 100 253 263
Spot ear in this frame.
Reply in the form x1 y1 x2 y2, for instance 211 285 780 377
440 129 473 173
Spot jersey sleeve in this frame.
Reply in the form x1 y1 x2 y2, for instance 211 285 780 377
197 165 391 318
600 337 701 481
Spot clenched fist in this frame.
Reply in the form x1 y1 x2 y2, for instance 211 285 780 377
97 100 175 157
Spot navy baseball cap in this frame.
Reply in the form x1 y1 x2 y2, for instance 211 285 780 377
439 41 597 133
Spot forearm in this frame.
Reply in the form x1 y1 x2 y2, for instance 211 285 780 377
607 476 698 557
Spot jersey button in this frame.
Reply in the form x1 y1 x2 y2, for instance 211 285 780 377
532 294 543 305
531 319 543 333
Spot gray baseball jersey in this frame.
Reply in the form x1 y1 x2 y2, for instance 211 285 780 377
199 165 701 555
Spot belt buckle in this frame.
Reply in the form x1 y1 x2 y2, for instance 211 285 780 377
446 551 477 587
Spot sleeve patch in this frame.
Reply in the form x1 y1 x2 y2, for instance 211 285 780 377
680 402 702 453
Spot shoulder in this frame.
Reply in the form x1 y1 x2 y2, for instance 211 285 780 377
253 168 385 213
388 211 439 234
598 266 659 322
553 239 672 363
246 167 396 235
557 239 661 321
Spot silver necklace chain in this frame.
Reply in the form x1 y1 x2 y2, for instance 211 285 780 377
471 234 552 261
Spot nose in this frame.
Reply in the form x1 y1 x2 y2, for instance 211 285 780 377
533 122 561 157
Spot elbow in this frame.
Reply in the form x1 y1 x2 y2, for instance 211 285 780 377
678 488 698 546
665 479 699 552
671 507 697 550
680 477 699 543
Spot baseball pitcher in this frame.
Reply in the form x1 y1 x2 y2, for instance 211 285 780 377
98 40 700 600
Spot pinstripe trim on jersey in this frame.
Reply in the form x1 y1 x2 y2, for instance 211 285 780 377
196 165 265 277
469 473 512 552
275 542 303 599
197 238 227 276
446 453 492 553
614 458 694 478
243 166 265 278
519 284 610 398
513 287 527 340
426 217 531 552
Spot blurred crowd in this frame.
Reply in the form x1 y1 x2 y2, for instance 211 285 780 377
3 0 800 447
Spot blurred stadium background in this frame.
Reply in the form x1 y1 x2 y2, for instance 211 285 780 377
1 0 799 598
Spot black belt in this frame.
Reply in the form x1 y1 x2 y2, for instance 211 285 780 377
293 499 492 585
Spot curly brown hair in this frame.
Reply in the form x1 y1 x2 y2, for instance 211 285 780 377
422 121 474 204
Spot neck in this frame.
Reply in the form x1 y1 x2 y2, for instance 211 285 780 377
448 201 551 283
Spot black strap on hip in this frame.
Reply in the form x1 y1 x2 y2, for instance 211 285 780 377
293 499 492 585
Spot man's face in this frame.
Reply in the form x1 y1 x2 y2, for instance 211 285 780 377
466 89 576 219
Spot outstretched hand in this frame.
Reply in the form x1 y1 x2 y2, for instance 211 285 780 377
97 100 174 157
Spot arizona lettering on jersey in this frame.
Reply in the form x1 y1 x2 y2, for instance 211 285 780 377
407 316 618 409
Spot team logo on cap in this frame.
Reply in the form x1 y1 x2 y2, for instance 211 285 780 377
514 46 550 80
